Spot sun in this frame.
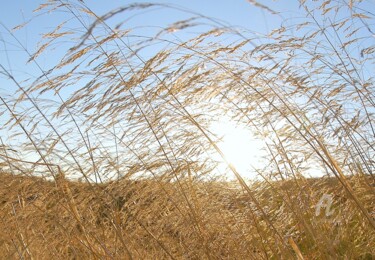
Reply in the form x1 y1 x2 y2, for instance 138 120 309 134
210 119 266 179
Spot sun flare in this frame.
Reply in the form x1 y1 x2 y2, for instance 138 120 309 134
211 120 266 179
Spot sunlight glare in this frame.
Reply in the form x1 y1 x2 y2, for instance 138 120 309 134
211 119 266 179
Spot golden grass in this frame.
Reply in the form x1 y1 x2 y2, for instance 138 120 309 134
0 172 373 258
0 0 374 258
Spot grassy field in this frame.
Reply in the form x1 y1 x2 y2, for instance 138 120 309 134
0 171 373 258
0 0 375 258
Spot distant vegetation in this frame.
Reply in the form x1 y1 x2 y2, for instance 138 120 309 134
0 0 374 258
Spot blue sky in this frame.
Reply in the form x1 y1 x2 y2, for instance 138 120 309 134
0 1 303 97
0 0 301 178
0 0 304 180
1 1 373 180
1 1 299 31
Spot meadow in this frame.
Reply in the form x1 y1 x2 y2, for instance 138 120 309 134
0 0 374 258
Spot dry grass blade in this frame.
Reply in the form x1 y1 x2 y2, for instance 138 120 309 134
0 0 374 258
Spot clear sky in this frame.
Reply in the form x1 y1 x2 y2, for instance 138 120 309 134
1 1 299 31
0 1 301 74
0 0 302 180
1 1 373 180
0 1 304 99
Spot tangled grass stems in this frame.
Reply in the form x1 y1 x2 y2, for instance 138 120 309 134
0 0 374 258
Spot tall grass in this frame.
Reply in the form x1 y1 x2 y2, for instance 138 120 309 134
0 0 374 258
